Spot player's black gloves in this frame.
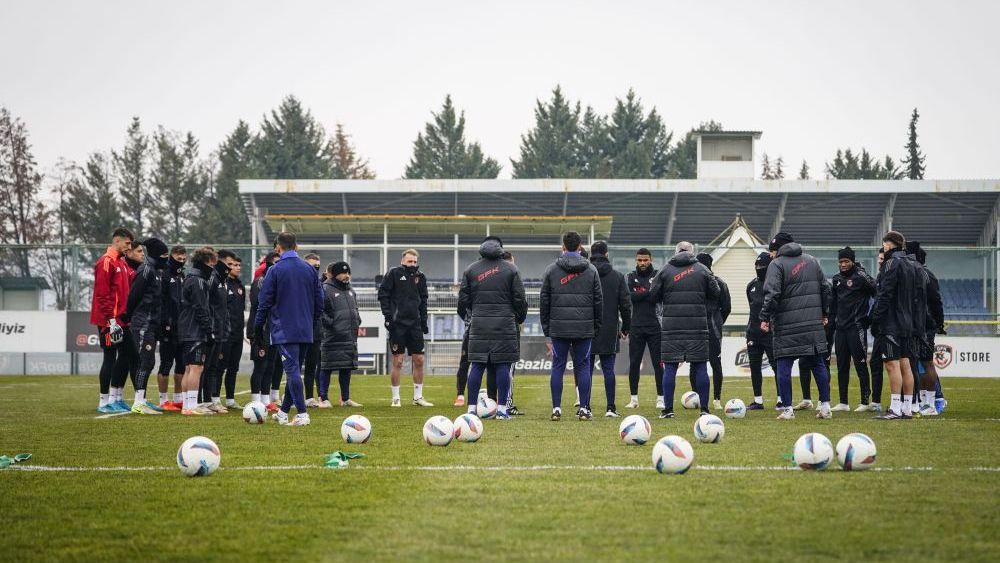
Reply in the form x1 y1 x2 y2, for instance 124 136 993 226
384 319 394 332
422 322 429 335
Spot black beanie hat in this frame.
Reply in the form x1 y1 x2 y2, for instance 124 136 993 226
769 232 794 251
755 252 772 269
838 246 856 262
906 240 927 265
331 261 351 275
483 235 503 246
696 252 713 269
142 237 168 258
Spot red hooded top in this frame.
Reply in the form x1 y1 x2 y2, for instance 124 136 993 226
90 246 132 328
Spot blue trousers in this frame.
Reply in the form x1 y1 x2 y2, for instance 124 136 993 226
317 368 352 401
468 362 511 413
663 361 708 413
777 354 830 407
589 353 617 409
551 338 591 409
278 343 310 414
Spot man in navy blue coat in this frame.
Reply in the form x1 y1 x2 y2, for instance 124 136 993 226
254 232 324 426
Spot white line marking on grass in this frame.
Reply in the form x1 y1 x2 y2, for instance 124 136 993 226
7 464 995 474
94 412 131 419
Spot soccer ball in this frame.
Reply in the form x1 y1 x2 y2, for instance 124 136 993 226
476 395 497 419
176 436 221 477
341 415 372 444
242 401 267 424
618 415 652 445
724 398 746 418
651 435 695 474
793 432 835 470
681 391 700 410
453 413 484 442
423 415 454 446
693 414 725 443
836 433 877 471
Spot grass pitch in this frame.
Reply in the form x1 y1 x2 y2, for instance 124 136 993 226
1 374 999 562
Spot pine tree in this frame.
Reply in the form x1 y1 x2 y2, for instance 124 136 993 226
112 117 149 233
148 129 204 242
189 120 255 244
0 107 50 276
63 152 123 261
798 160 810 180
404 95 500 179
773 156 784 179
604 90 672 178
880 155 904 180
760 153 773 179
859 149 875 179
250 95 331 179
327 124 375 179
511 86 583 178
577 106 609 178
902 107 925 179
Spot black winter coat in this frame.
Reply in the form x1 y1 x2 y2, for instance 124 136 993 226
830 265 876 331
320 278 360 370
224 277 246 342
124 255 164 333
378 265 428 328
924 267 944 333
706 275 731 341
871 248 916 338
209 265 230 341
760 243 830 358
627 267 659 329
159 258 184 341
651 251 720 363
745 275 772 345
539 252 603 340
179 263 214 343
590 256 631 355
457 240 528 363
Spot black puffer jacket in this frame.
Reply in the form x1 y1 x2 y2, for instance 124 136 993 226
539 252 603 339
706 276 731 341
760 243 830 358
124 255 165 333
159 258 185 341
871 248 916 338
378 265 428 328
830 265 876 331
179 262 214 343
590 256 631 355
457 240 528 363
627 267 659 329
651 251 720 363
924 267 944 333
223 276 246 342
320 277 360 370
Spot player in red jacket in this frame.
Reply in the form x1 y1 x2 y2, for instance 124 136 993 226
91 227 135 413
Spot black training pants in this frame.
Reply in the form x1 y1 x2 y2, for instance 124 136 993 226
129 327 157 394
110 328 138 390
747 339 778 398
304 339 320 399
834 327 872 405
628 327 663 396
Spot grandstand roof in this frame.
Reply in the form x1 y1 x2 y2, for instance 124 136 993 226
240 179 1000 246
265 214 612 238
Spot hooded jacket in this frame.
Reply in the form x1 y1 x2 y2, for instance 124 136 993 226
254 250 324 345
871 247 917 339
705 275 732 341
320 277 361 370
760 243 830 358
159 257 185 339
924 266 944 333
590 255 631 355
124 254 166 333
745 272 772 345
650 251 720 363
830 264 876 331
179 262 214 343
247 260 272 343
457 240 529 363
539 251 603 339
209 263 230 342
627 266 659 329
378 264 428 329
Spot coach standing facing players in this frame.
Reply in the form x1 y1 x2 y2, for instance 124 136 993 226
379 249 433 407
540 231 602 421
626 248 664 410
254 232 324 426
457 236 528 420
651 241 719 418
760 232 833 420
745 251 779 410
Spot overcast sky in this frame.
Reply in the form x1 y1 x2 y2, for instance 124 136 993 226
3 0 999 180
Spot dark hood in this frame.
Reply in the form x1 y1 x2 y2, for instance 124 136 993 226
193 261 214 279
479 239 503 260
147 254 168 270
777 242 803 258
668 251 698 267
556 253 590 273
214 262 230 278
590 255 614 276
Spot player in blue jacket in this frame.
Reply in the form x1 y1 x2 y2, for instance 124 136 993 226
253 232 324 426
